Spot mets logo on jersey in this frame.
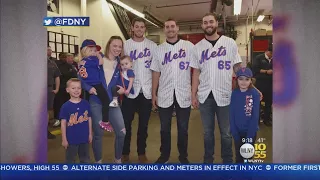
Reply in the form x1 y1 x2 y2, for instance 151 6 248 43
68 110 89 126
199 46 227 64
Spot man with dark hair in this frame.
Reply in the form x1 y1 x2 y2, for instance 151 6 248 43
190 12 241 164
122 17 157 163
151 18 194 164
47 46 57 61
252 47 273 126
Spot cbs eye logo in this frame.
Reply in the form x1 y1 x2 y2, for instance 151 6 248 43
240 143 267 159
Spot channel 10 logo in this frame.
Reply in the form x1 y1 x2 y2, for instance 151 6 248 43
253 143 267 159
240 143 267 159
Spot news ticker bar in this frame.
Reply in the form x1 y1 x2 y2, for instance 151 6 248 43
43 17 89 26
1 164 320 172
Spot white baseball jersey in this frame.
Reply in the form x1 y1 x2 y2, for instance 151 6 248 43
190 35 242 106
124 38 157 99
150 39 194 108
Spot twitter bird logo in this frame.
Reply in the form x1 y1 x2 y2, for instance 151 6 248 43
43 18 53 26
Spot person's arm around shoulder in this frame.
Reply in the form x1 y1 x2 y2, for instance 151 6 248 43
150 49 161 109
252 85 263 101
189 48 200 109
114 63 126 95
191 69 200 108
230 90 240 142
249 56 263 101
231 39 242 73
125 69 135 95
246 89 260 140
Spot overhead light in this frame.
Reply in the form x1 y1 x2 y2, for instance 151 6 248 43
145 19 159 27
110 0 159 27
110 0 144 18
234 0 242 15
257 15 265 22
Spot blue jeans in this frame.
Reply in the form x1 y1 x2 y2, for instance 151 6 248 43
90 99 125 161
65 143 89 163
199 94 233 163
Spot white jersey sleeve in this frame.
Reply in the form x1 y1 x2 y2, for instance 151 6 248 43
190 48 200 69
231 40 242 65
150 47 161 72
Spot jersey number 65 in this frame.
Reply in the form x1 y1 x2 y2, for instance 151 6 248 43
218 60 231 70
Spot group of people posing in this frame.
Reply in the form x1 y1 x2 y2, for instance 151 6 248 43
48 12 272 164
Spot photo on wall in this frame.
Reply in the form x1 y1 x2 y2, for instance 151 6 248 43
47 0 59 14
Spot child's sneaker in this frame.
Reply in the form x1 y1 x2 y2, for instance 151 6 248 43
99 121 106 128
53 119 60 127
114 158 122 164
109 99 119 107
99 121 109 130
105 122 114 132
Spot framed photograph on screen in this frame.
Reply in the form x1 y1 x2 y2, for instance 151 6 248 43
56 34 62 43
75 37 79 45
56 43 62 52
70 37 75 45
49 32 55 42
63 35 69 43
70 45 74 53
63 44 69 52
49 42 55 51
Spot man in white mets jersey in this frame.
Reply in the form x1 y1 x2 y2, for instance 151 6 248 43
151 18 194 164
122 17 157 163
190 12 242 163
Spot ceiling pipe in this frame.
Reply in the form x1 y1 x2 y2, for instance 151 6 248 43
143 10 164 27
210 0 219 12
146 14 272 29
253 0 261 16
174 15 267 24
156 1 211 8
251 0 253 30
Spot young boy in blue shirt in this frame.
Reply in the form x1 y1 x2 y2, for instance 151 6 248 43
60 78 92 163
230 67 260 163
